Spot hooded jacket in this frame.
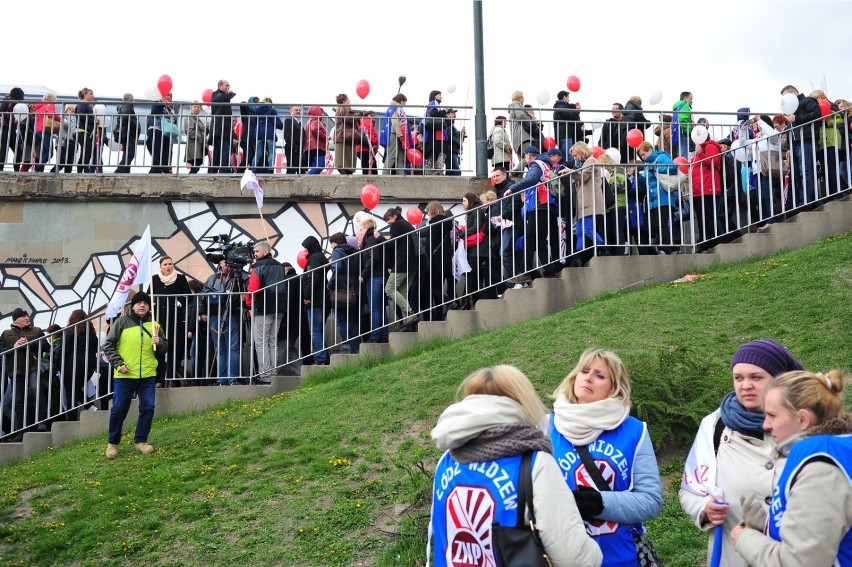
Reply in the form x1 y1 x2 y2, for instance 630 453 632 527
253 102 283 142
301 236 329 305
429 395 603 567
553 98 582 144
642 149 679 209
691 139 723 197
305 107 327 152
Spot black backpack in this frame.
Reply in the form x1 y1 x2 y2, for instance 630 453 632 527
486 134 495 159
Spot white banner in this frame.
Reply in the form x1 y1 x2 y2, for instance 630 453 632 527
105 225 153 318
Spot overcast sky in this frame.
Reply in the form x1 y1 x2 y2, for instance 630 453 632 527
6 0 852 126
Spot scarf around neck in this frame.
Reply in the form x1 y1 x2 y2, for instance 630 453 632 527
158 269 177 286
552 396 630 446
719 391 766 439
450 423 552 464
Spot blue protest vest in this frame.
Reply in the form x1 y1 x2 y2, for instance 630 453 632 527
549 413 646 567
768 434 852 564
431 451 533 567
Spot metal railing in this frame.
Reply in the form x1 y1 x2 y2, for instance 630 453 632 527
1 113 849 442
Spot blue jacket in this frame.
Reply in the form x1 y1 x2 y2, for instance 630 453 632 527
253 104 283 141
642 150 678 209
507 154 557 216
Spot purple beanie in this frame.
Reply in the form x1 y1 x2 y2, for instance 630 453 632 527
730 339 804 377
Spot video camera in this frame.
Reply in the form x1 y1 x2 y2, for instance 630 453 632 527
205 234 255 269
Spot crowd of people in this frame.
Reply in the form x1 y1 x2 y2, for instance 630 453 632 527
429 343 850 566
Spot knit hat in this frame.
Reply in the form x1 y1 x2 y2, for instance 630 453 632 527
11 308 28 321
130 291 152 307
731 339 804 377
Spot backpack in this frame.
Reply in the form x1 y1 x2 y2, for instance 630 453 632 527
486 134 495 159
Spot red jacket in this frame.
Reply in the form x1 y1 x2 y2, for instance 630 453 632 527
304 106 327 152
690 139 722 197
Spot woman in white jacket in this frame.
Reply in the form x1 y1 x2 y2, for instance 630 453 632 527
679 339 804 567
429 365 602 567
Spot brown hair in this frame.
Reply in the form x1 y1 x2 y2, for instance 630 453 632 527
329 232 347 245
335 93 349 104
425 201 446 218
158 256 173 265
463 192 481 209
383 206 402 221
637 141 654 154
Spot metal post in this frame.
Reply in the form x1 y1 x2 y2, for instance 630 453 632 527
473 0 487 178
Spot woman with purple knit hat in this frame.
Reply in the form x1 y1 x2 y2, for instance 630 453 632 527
678 339 804 567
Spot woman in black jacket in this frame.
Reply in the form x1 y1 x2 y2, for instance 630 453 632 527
61 309 100 420
425 201 454 320
300 236 330 364
462 192 497 306
147 92 175 174
150 256 191 385
381 207 418 329
358 217 389 342
75 88 96 173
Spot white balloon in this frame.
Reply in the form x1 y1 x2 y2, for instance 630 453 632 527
605 147 621 162
446 83 457 94
780 92 799 114
536 90 549 106
13 103 28 118
93 104 107 115
145 86 161 101
730 138 748 162
648 89 663 106
690 125 709 145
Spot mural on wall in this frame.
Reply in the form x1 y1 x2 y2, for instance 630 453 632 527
0 199 462 329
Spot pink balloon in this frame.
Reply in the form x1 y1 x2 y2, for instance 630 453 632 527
566 75 581 93
406 206 423 226
355 79 370 100
202 89 213 104
157 74 173 97
626 128 644 149
360 184 380 210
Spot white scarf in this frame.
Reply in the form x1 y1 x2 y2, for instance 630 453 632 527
158 269 177 286
552 395 630 446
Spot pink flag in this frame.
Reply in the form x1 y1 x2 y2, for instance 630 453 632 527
240 169 264 208
105 225 153 318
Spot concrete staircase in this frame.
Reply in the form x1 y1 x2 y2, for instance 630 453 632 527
2 195 849 465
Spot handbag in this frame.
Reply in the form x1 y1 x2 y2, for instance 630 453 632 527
576 445 663 567
160 117 180 138
43 115 61 134
759 150 784 184
329 287 357 305
491 451 552 567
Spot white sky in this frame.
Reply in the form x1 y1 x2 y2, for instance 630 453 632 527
6 0 852 127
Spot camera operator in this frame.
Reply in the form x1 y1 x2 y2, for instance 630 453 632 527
246 242 287 384
201 258 248 385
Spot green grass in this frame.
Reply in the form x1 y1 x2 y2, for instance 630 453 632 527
1 233 850 566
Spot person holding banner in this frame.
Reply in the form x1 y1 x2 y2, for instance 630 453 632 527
102 292 167 459
679 339 804 567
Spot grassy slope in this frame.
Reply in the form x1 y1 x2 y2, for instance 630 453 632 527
0 233 850 566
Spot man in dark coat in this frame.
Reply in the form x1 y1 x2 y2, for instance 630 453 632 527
282 106 306 174
781 84 822 208
209 79 236 173
300 236 329 364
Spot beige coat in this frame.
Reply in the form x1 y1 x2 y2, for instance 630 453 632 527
490 124 513 165
679 410 775 567
570 156 606 221
508 101 533 154
184 113 207 163
736 415 852 566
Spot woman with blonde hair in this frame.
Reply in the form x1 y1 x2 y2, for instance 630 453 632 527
358 216 388 342
429 365 603 567
732 369 851 565
568 142 606 265
508 90 533 172
547 348 663 566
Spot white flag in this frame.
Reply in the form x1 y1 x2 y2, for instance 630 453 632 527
240 169 264 208
105 225 153 319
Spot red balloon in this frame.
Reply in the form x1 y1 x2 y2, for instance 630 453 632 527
407 148 424 166
234 121 243 139
360 184 380 210
566 75 581 93
591 146 605 158
543 137 557 150
406 206 423 225
626 128 644 149
355 79 370 100
296 249 309 270
818 98 831 117
202 89 213 105
157 74 173 98
673 156 689 174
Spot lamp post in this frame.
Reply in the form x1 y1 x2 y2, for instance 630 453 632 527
473 1 487 177
397 75 406 94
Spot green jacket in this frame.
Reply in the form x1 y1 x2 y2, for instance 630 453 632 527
673 100 693 135
819 113 842 149
103 312 167 379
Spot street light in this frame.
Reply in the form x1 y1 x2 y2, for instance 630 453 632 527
398 75 406 94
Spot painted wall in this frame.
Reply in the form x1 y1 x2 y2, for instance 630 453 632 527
0 199 464 329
